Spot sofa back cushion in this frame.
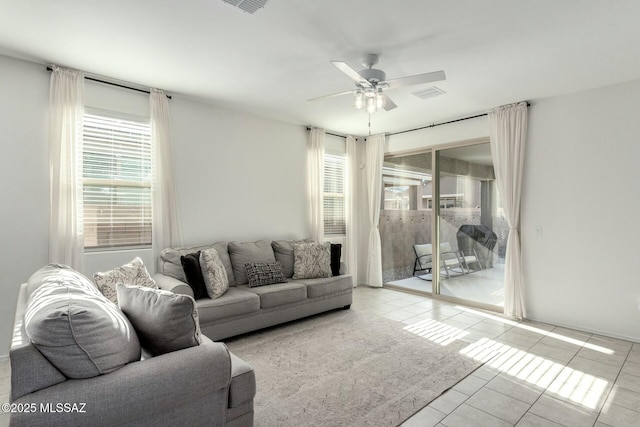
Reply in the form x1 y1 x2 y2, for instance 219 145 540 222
26 263 99 296
159 242 236 287
271 239 313 278
24 266 141 379
228 240 276 285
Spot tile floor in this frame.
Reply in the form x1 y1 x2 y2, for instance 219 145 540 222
1 286 639 427
352 286 640 427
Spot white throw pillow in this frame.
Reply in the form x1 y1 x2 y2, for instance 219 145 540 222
199 248 230 299
292 242 332 280
94 257 157 304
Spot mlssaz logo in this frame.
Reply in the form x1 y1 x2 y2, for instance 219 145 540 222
40 403 87 413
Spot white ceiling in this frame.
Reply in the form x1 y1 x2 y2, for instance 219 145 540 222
2 0 640 136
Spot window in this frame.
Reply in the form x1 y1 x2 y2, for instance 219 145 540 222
83 112 152 250
323 153 346 235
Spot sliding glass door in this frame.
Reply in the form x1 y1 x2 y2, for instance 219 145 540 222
435 144 505 307
380 141 505 310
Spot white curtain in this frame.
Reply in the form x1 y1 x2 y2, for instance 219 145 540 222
150 89 183 265
49 66 85 270
489 101 528 319
365 133 385 287
308 128 325 242
345 135 358 286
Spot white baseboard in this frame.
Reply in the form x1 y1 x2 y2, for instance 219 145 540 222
0 354 8 362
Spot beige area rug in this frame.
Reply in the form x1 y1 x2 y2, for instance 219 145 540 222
225 309 482 427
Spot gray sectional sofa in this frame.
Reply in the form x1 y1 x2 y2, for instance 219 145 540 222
154 239 354 341
10 264 256 427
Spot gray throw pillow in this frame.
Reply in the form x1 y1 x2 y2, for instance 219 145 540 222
245 262 287 287
292 242 332 280
94 257 157 304
117 284 203 356
200 248 229 299
25 274 141 379
228 240 276 285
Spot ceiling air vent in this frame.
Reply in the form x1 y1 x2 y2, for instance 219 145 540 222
412 86 446 100
222 0 270 14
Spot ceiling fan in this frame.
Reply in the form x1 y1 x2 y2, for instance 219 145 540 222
308 53 446 113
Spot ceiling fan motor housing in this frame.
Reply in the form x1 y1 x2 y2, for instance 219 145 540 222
358 68 386 85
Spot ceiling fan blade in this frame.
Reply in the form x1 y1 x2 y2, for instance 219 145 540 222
307 89 354 102
384 70 446 89
383 95 397 111
331 61 373 88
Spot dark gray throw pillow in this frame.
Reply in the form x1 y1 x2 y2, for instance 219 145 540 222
245 262 287 287
330 243 342 276
180 251 208 300
117 284 202 356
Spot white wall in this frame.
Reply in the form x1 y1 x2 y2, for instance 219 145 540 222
169 96 309 246
522 78 640 342
386 115 489 153
0 55 310 357
0 56 50 358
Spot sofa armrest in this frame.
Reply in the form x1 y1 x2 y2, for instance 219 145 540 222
10 341 232 427
153 273 194 298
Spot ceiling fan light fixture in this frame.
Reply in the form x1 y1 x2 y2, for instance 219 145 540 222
353 90 364 109
376 88 386 109
365 96 377 114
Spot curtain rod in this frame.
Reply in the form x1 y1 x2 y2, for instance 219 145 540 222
46 66 172 99
305 127 348 139
387 102 531 137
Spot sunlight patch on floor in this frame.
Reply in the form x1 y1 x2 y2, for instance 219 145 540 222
403 318 468 346
455 306 614 355
460 337 609 410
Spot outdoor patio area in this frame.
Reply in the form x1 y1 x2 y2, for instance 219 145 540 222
385 262 505 307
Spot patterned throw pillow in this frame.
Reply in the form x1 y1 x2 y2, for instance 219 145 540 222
245 262 287 287
292 242 332 280
116 284 202 357
199 248 229 299
94 257 157 304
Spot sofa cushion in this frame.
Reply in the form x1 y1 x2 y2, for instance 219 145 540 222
25 272 141 379
160 241 236 287
117 284 202 356
245 262 286 287
180 251 208 300
196 287 260 323
238 282 307 309
229 353 257 408
228 240 276 285
271 239 313 278
292 275 353 299
94 257 157 304
200 248 229 299
292 242 332 280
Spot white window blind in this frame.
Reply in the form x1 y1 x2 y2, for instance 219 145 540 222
83 112 152 250
324 153 346 235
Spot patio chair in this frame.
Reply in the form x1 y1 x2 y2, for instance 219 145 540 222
413 243 434 280
458 248 483 273
413 243 465 280
439 242 466 277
